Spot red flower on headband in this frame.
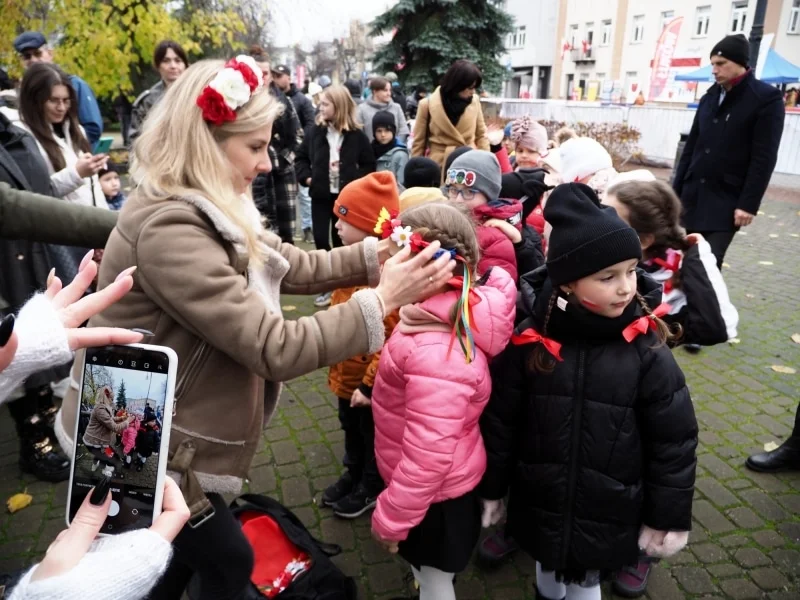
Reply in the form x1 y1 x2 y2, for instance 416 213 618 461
225 58 260 92
196 86 237 126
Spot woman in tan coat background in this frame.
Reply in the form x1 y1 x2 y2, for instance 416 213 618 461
411 59 490 176
55 58 456 600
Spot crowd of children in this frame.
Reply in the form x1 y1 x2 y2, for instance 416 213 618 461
310 109 740 600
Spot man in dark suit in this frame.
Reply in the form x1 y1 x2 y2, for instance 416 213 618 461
673 34 785 268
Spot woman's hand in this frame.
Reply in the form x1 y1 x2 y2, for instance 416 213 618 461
305 177 312 186
350 389 371 408
480 499 505 528
484 218 522 244
685 233 706 246
30 477 189 583
45 250 143 350
374 242 457 314
75 152 108 178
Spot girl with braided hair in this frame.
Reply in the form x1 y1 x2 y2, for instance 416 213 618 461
369 201 517 600
480 183 698 600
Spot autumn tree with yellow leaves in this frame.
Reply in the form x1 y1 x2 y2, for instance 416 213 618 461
1 0 248 98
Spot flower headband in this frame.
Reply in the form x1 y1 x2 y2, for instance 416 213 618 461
196 55 264 126
374 207 479 363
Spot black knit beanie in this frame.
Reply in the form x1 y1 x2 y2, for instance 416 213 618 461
545 183 642 285
404 157 441 188
710 34 750 68
372 111 397 136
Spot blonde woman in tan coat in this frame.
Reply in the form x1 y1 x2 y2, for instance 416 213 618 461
411 60 490 178
55 58 456 600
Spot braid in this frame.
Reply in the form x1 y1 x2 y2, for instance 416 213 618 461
413 224 479 272
528 290 559 374
635 292 682 346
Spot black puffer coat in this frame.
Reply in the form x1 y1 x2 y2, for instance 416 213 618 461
480 267 698 577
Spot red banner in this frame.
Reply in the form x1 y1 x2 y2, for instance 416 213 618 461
295 64 306 86
648 17 683 101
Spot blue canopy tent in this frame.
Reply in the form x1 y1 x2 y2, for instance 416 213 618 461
675 48 800 83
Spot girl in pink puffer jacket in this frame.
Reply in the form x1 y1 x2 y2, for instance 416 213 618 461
121 416 140 468
370 202 516 599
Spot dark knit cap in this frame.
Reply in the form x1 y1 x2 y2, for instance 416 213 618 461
344 78 362 97
97 163 119 179
404 157 441 188
372 111 397 136
710 34 750 68
545 183 642 285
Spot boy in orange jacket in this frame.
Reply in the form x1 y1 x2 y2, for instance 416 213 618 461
323 171 401 519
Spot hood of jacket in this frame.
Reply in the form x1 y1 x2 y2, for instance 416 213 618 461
473 198 523 228
518 265 663 343
399 266 516 358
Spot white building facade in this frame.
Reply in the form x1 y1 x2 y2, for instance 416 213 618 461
501 0 558 98
550 0 800 102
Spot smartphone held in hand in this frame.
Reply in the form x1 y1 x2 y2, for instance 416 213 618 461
92 137 114 155
66 343 177 535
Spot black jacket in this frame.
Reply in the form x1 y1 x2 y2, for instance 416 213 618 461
295 125 375 201
673 70 784 231
514 225 545 281
642 242 738 347
481 267 698 575
0 113 74 388
270 83 301 170
286 84 316 132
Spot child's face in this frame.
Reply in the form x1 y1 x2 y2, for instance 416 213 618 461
447 183 488 210
515 145 541 170
319 94 335 121
374 127 394 145
99 172 121 197
502 137 515 154
560 258 639 318
335 219 371 246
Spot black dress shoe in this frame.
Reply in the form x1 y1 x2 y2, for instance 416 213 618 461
746 438 800 473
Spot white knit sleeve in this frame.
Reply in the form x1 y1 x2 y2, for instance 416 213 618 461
8 529 173 600
0 294 72 405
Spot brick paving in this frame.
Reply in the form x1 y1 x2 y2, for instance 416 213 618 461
0 176 798 599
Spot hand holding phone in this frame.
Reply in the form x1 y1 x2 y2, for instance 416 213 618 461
67 343 178 535
75 152 108 178
93 136 114 155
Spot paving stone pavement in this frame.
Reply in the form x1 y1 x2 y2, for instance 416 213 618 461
0 180 798 599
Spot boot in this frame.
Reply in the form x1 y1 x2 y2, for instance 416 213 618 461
303 228 313 244
18 414 70 483
746 437 800 473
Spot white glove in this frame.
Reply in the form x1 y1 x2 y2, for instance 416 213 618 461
638 525 689 558
480 499 505 528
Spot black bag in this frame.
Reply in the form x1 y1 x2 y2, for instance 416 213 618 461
229 494 358 599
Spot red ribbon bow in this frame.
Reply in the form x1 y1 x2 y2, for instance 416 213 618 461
511 328 563 361
652 250 681 295
622 303 671 343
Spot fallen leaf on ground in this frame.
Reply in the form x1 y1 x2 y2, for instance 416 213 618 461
729 338 741 344
6 491 32 513
770 365 796 374
737 231 748 235
764 441 779 452
722 262 731 269
769 234 779 238
757 211 766 216
745 294 755 298
791 234 799 238
758 261 773 265
282 305 297 311
768 215 776 219
792 333 800 344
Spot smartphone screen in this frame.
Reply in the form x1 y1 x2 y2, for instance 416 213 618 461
67 344 176 534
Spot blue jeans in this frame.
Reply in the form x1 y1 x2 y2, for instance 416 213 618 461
298 185 312 230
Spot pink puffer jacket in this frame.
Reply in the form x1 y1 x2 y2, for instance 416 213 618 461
371 267 516 541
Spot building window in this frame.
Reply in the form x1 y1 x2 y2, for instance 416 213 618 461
585 22 594 56
570 24 579 48
632 15 645 43
518 26 527 47
661 10 675 30
789 0 800 34
730 1 748 34
601 20 612 45
695 5 711 37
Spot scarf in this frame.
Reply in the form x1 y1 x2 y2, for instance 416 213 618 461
441 93 471 126
372 138 396 160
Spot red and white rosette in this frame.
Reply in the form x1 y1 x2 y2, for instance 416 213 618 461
196 55 264 126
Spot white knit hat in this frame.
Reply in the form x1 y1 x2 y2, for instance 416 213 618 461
558 137 613 183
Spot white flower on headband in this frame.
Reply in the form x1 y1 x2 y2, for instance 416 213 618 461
233 55 264 88
208 68 252 110
390 225 413 247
